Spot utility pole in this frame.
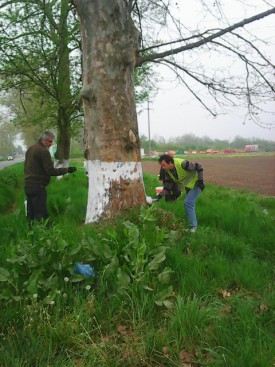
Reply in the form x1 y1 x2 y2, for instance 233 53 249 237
147 100 152 159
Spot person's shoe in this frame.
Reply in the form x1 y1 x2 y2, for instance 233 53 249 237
189 227 197 233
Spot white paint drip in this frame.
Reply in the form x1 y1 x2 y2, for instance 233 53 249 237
85 160 144 223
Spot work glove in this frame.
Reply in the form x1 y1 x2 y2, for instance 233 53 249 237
151 198 159 203
146 195 162 205
68 167 77 173
196 179 205 191
152 194 162 203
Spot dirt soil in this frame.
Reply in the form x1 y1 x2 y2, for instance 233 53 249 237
142 155 275 197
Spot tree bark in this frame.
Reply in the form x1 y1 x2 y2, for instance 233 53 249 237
55 107 71 166
55 0 73 163
73 0 146 223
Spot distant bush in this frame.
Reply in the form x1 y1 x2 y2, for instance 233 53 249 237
140 134 275 153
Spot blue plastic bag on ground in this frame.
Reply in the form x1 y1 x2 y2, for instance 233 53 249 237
75 263 95 279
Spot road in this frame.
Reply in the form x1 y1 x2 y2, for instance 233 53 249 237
0 157 25 171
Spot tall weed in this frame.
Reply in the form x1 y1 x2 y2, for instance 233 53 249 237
0 164 23 213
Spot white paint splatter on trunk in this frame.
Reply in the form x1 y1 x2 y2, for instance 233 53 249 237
85 160 145 223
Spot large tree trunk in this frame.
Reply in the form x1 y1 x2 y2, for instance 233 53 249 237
55 0 72 165
73 0 146 223
55 107 71 167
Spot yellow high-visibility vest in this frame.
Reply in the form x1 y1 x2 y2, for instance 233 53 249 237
167 158 198 189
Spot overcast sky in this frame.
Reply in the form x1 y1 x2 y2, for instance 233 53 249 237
137 0 275 143
137 75 275 142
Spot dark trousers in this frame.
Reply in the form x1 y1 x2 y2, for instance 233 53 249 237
25 186 48 221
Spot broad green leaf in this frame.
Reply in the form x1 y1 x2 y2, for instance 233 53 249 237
102 259 118 278
155 285 173 302
162 300 174 309
165 230 179 244
117 268 130 286
0 267 10 282
26 270 42 294
71 275 85 283
143 285 154 291
6 255 27 264
148 252 166 270
103 244 113 259
56 239 68 252
155 299 174 309
12 296 22 302
68 242 83 256
158 267 174 284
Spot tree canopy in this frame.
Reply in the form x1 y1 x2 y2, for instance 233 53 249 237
0 0 83 159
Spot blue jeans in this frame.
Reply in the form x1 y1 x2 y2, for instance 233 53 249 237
184 187 201 228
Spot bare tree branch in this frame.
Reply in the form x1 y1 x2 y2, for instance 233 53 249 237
157 59 217 116
211 40 275 92
231 31 274 66
136 7 275 65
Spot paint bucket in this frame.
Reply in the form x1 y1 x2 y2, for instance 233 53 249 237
155 186 163 194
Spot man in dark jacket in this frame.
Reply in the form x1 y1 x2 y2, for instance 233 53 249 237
24 131 77 222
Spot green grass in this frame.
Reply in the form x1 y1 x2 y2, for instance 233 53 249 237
0 163 24 214
0 163 274 366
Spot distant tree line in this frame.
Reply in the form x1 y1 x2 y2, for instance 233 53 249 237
140 134 275 153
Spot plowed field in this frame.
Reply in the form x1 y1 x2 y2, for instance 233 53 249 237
142 155 275 197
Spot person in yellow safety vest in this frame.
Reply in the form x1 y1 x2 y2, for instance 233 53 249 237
158 150 181 201
152 154 205 232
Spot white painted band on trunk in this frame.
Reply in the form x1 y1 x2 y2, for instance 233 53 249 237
85 160 144 223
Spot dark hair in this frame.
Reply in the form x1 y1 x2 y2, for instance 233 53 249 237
158 154 174 164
